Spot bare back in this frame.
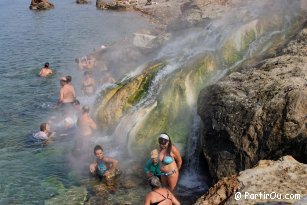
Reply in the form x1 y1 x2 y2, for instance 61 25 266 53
39 68 53 77
60 84 76 103
77 113 97 137
144 188 180 205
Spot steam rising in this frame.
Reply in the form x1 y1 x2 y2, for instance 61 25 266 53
45 0 304 197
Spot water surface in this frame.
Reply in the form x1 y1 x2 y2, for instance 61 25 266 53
0 1 150 204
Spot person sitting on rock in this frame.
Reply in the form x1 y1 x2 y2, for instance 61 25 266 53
81 71 96 96
89 145 120 181
144 149 161 179
144 176 180 205
39 62 53 77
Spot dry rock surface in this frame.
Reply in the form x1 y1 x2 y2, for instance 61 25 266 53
197 27 307 180
195 156 307 205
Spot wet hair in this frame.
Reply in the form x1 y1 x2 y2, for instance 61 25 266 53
66 75 72 83
94 145 103 154
40 123 48 132
44 62 49 68
161 133 172 155
73 99 80 106
148 176 161 189
82 105 90 113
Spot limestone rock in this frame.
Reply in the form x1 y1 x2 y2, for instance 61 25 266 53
197 27 307 180
194 175 240 205
195 156 307 205
29 0 54 10
96 0 131 10
76 0 89 4
133 33 157 48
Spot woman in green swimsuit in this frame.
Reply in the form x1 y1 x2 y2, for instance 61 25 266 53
158 133 182 192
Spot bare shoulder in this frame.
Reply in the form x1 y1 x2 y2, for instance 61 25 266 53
171 144 179 152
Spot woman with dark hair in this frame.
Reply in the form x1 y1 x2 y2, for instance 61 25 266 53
158 133 182 191
144 176 180 205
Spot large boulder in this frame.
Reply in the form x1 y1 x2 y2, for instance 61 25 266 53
197 27 307 180
29 0 54 10
195 156 307 205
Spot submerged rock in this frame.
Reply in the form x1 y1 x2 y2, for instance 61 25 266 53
198 27 307 180
29 0 54 10
195 156 307 205
76 0 89 4
96 0 133 10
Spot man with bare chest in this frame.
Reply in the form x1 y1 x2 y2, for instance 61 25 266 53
58 76 76 108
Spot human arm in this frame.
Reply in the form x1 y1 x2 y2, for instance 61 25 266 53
170 192 181 205
58 89 64 104
143 159 153 178
103 156 118 174
172 145 182 170
89 162 97 173
38 68 43 76
144 193 151 205
89 118 97 130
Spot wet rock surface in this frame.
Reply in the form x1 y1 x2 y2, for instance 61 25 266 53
197 27 307 180
30 0 54 10
77 0 89 4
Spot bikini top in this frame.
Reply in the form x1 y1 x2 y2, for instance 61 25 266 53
162 156 174 165
97 159 107 175
150 190 171 205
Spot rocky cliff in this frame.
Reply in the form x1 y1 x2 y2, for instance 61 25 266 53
197 26 307 181
194 156 307 205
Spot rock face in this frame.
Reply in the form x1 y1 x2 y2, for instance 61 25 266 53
194 175 240 205
29 0 54 10
197 27 307 180
195 156 307 205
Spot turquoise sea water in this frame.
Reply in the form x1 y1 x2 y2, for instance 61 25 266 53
0 1 150 204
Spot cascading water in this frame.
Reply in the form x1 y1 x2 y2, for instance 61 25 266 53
92 0 306 203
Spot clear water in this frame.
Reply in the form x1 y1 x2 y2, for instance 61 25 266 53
0 0 151 204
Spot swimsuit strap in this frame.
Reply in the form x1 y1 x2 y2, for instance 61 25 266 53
153 190 172 202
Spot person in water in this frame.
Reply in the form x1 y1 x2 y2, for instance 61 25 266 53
77 105 97 137
57 76 76 108
33 123 54 143
81 71 96 96
39 62 53 77
158 133 182 192
75 56 96 70
144 176 180 205
89 145 119 180
144 149 161 179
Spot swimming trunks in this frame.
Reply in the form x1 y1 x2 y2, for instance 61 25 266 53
161 169 176 177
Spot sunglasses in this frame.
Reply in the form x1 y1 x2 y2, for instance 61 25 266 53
158 138 168 145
